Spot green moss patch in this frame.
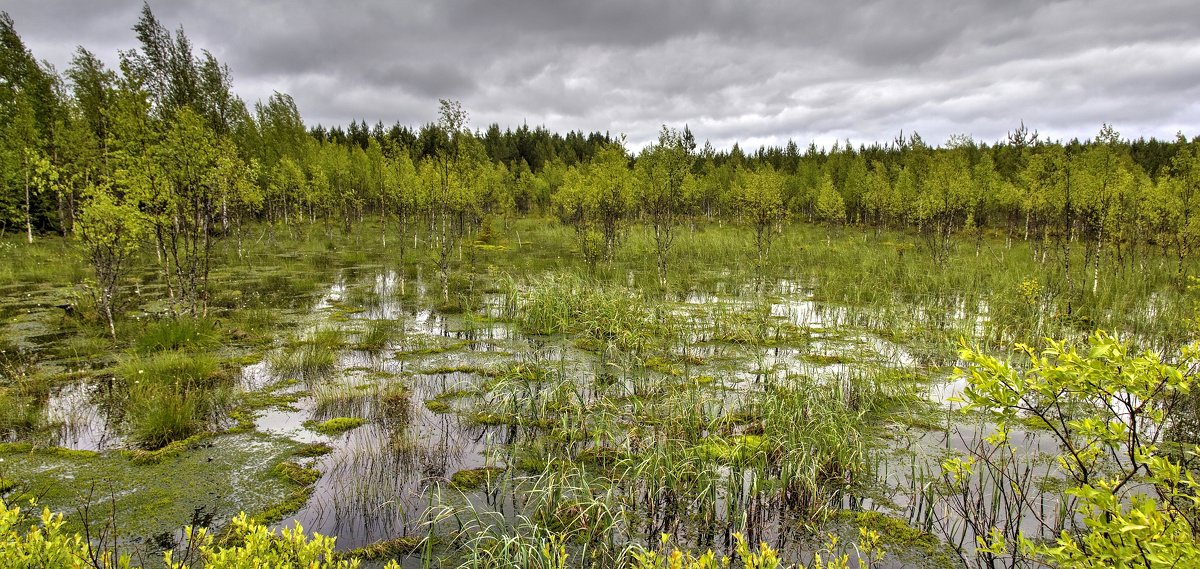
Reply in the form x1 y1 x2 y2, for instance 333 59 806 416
294 442 334 457
449 467 504 491
839 510 956 569
304 417 365 435
342 536 426 560
273 461 320 486
0 432 299 555
122 432 213 465
694 435 767 463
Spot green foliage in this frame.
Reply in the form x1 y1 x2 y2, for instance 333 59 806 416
116 350 228 448
273 461 320 486
636 126 694 284
736 167 785 264
165 512 373 568
75 183 149 338
304 417 365 436
133 318 221 354
952 332 1200 567
356 318 400 352
815 172 846 225
117 351 223 389
270 327 344 380
0 499 125 568
449 466 503 490
126 383 204 449
508 273 664 353
553 142 633 265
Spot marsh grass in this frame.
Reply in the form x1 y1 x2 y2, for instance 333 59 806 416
5 218 1200 564
0 389 46 438
132 318 221 354
0 238 87 286
114 348 233 448
125 382 233 449
506 273 670 354
116 351 224 389
270 326 345 381
357 318 402 352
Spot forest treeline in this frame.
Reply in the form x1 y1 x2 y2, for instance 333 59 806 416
3 7 1200 321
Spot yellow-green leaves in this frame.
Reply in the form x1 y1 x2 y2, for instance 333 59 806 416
736 167 785 264
952 331 1200 567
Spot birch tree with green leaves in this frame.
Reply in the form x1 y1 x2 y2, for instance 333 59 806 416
553 142 633 269
636 126 694 286
76 184 147 338
1170 135 1200 274
736 167 785 266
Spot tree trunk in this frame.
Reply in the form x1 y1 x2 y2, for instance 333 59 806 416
24 164 33 244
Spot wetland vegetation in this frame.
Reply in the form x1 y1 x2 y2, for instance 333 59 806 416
4 6 1200 569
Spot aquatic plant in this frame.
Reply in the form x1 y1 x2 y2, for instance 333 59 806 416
133 318 221 354
305 417 366 436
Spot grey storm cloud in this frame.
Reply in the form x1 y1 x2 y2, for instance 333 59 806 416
7 0 1200 150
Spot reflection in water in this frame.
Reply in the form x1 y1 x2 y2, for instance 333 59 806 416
47 380 118 451
106 269 1062 559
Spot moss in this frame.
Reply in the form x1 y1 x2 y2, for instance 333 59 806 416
467 411 517 426
122 432 213 465
578 447 629 469
380 384 409 408
294 442 333 457
273 461 320 486
250 487 316 527
226 408 257 433
449 467 504 490
802 353 857 365
573 338 604 352
643 356 683 376
419 364 491 376
494 362 552 382
841 510 956 568
694 435 766 463
342 536 426 560
240 381 306 411
394 340 470 357
1 432 299 554
229 353 263 366
43 447 98 459
304 417 365 435
0 442 36 454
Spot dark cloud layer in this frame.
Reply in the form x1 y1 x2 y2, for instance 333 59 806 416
8 1 1200 150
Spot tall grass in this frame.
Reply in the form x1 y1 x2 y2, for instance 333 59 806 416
357 319 402 352
114 350 230 448
132 318 221 354
116 351 224 389
269 326 345 381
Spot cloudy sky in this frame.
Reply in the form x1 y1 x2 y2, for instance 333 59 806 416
7 1 1200 150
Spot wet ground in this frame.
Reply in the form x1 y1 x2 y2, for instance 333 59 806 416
0 248 1087 567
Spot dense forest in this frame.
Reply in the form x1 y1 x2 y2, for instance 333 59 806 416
6 6 1200 569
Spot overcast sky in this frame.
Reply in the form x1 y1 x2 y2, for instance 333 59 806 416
6 1 1200 150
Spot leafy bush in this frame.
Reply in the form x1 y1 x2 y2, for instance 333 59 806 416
948 332 1200 567
0 499 400 569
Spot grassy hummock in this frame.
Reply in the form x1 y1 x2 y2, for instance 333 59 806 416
304 417 365 435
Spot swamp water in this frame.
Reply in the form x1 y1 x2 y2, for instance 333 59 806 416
2 259 1088 568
